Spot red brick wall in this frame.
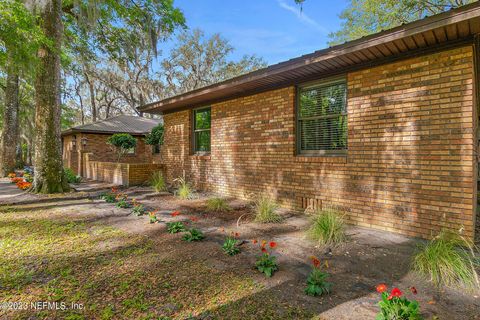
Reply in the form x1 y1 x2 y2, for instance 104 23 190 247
160 45 477 239
62 132 155 175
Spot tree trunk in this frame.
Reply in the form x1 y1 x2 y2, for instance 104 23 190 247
32 0 69 193
0 69 19 177
85 71 97 122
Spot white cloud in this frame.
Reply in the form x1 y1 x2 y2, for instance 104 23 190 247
276 0 329 35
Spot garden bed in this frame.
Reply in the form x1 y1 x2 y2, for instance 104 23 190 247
0 190 478 319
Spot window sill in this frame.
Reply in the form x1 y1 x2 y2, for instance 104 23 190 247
190 154 211 160
295 154 347 163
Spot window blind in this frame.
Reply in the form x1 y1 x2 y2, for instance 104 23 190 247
297 81 347 153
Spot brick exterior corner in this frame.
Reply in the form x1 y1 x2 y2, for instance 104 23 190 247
159 45 477 240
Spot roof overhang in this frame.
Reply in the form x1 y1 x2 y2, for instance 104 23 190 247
139 2 480 115
61 129 148 137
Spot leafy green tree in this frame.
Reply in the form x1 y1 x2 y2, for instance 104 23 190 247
145 124 164 146
107 133 137 162
329 0 474 45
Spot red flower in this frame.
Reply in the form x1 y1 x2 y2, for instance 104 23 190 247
410 286 417 295
189 216 198 222
376 283 387 293
252 239 258 244
269 241 277 248
235 232 239 237
310 256 321 269
171 211 181 217
111 187 118 193
387 288 402 300
261 247 267 253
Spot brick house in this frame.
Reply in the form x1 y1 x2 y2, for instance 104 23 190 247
139 4 480 240
62 115 163 186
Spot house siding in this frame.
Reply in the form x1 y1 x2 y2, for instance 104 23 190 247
160 45 477 239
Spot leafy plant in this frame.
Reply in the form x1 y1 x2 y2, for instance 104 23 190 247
308 208 346 245
145 123 164 146
207 197 231 212
132 204 146 216
256 253 278 277
174 177 193 200
116 197 131 209
166 221 186 234
182 228 204 242
23 173 33 183
64 167 81 183
107 133 137 162
149 212 158 224
253 194 281 223
255 241 278 277
222 236 240 256
375 285 421 320
150 171 167 192
412 229 479 290
101 193 117 203
305 256 332 296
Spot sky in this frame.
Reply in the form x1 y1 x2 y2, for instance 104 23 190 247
165 0 349 65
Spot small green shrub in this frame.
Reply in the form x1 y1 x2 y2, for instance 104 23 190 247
182 228 204 242
64 168 81 183
116 197 131 209
308 208 346 245
222 236 240 256
305 269 332 296
255 253 278 277
101 193 117 203
132 204 146 216
175 177 193 200
151 171 167 192
107 133 137 162
166 222 186 234
253 194 281 223
206 197 231 212
149 212 158 224
412 229 479 290
376 285 421 320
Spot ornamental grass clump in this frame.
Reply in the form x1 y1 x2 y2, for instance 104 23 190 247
206 197 231 212
255 241 278 277
174 177 193 200
308 208 346 245
150 171 167 192
305 256 332 296
253 195 281 223
375 284 421 320
412 229 479 290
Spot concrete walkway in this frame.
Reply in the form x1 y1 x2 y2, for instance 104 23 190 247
0 178 26 201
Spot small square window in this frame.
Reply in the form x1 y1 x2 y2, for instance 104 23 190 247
193 107 211 153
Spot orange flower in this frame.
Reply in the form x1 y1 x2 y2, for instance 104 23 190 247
171 211 181 217
111 187 118 193
376 283 387 293
148 211 157 217
387 288 402 300
252 239 258 244
310 256 321 269
261 240 267 248
269 241 277 248
235 232 239 237
7 173 16 178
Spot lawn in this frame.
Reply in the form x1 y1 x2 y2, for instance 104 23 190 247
0 199 311 319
